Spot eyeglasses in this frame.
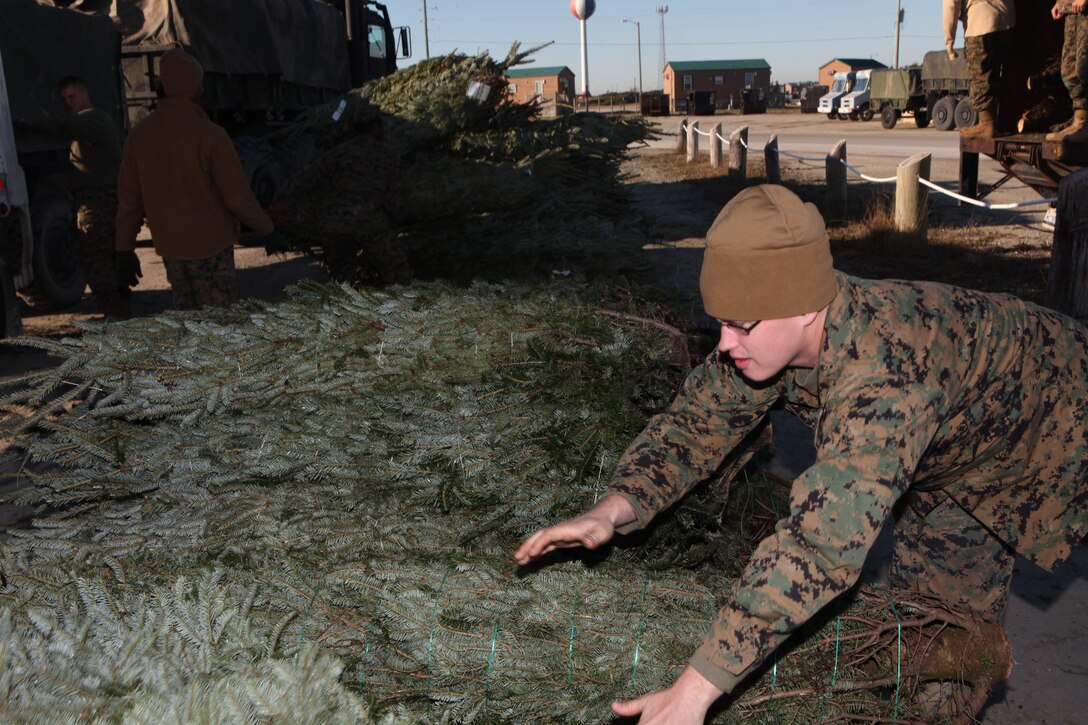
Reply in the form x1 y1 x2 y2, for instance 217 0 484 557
716 319 763 335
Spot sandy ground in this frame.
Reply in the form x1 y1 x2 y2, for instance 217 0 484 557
1 115 1085 721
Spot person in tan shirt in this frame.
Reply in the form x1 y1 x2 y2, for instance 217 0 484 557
116 48 274 309
942 0 1016 138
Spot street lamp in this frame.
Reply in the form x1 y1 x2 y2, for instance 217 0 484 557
623 18 643 106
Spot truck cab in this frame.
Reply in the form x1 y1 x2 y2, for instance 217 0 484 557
838 70 873 121
818 72 855 119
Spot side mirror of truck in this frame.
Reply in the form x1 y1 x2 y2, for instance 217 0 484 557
395 26 411 59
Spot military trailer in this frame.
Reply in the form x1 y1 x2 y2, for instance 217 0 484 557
799 85 828 114
870 67 928 129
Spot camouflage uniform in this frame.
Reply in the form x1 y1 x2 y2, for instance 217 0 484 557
162 245 236 310
39 107 125 314
72 187 123 313
606 273 1088 692
1056 1 1088 110
965 29 1012 116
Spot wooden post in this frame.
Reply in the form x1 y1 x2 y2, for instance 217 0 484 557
687 120 700 163
728 125 748 182
765 134 781 185
825 139 848 221
1045 168 1088 318
709 123 723 168
895 152 932 237
676 119 687 154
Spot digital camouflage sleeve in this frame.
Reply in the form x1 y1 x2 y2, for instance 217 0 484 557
605 273 1088 692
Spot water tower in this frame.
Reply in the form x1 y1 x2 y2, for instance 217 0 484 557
570 0 596 97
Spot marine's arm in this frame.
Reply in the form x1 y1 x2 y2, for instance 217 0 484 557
689 381 932 692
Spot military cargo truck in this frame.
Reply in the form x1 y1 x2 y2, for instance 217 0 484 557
0 0 125 326
870 67 928 129
921 48 973 131
0 0 409 335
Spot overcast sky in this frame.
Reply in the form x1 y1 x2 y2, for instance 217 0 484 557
397 1 966 91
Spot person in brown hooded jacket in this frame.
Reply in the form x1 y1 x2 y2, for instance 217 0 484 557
115 48 274 309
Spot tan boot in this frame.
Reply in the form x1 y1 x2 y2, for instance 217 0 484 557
960 110 994 138
1045 109 1087 141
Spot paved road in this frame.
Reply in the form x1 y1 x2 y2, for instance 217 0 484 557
647 111 963 159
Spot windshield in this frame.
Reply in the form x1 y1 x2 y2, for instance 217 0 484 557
831 78 848 93
853 77 869 93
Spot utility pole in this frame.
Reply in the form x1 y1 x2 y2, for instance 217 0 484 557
423 0 430 59
656 5 668 73
893 0 902 68
623 18 643 103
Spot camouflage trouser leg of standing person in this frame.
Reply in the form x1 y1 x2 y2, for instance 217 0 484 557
162 245 236 310
889 489 1015 623
965 29 1012 116
72 187 123 314
1063 13 1088 110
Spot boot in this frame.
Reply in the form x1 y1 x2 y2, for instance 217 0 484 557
1045 109 1087 141
960 110 994 138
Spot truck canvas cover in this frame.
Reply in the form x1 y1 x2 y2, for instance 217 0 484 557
0 0 124 134
870 68 921 100
71 0 351 92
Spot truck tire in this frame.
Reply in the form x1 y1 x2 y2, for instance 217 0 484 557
274 132 317 180
933 96 957 131
881 104 899 129
861 107 874 122
827 111 838 120
955 99 978 129
234 136 286 208
848 111 859 121
31 195 86 309
913 109 929 128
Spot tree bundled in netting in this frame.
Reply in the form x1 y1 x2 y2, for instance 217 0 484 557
0 284 1010 722
267 45 653 285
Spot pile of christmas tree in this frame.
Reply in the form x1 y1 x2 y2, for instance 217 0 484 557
267 45 652 286
0 282 1009 722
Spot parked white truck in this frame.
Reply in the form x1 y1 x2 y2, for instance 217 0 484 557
817 72 855 120
838 69 873 121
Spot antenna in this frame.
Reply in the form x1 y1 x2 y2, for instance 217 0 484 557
656 5 668 72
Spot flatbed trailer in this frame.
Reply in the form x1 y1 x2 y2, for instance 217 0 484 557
959 135 1087 201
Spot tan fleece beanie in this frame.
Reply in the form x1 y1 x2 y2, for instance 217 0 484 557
699 185 837 321
160 48 204 99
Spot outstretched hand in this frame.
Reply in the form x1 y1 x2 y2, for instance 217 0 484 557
513 494 636 566
610 666 724 724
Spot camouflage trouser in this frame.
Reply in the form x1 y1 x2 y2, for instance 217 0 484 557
889 489 1015 623
964 29 1012 116
1062 13 1088 110
162 245 236 310
72 187 122 309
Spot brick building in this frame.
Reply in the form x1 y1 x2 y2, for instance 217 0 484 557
816 58 887 85
504 66 576 116
662 59 771 113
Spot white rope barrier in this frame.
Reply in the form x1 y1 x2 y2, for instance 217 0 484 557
840 159 896 184
671 123 1057 212
918 178 1056 209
